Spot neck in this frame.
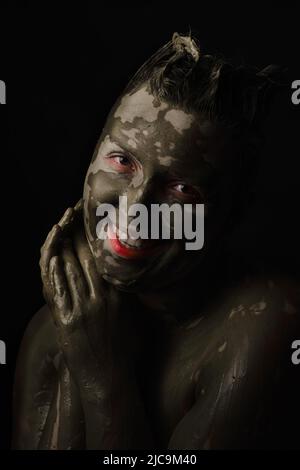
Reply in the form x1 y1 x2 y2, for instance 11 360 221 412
138 254 228 323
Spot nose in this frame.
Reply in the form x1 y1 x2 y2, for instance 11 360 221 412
118 176 161 235
124 175 160 208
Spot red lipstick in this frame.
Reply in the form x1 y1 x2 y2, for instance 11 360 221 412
107 225 161 260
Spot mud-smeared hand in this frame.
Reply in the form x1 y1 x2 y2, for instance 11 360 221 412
39 200 126 378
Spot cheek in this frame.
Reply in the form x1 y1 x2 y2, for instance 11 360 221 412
83 170 128 246
83 198 97 244
86 170 129 206
83 172 108 245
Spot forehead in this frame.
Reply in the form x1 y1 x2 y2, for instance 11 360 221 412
113 85 194 133
103 85 233 171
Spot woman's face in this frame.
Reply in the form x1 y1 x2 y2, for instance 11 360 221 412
83 84 238 291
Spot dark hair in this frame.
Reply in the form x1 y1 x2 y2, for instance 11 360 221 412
123 33 285 222
125 32 284 141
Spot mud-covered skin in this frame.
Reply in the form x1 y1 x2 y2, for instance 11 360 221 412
14 204 156 449
13 268 300 449
83 84 239 290
158 279 300 449
13 84 300 449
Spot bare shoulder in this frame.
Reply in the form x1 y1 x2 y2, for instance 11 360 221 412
171 278 300 449
185 276 300 354
16 304 59 369
14 304 59 411
213 277 299 447
220 276 300 344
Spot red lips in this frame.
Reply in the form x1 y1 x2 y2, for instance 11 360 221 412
107 225 161 260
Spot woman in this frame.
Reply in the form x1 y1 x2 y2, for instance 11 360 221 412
13 33 300 449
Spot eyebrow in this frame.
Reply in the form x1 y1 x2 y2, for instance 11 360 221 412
109 130 217 185
107 132 144 162
167 170 208 189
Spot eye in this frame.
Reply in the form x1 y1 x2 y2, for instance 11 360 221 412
106 154 135 173
174 183 189 193
169 182 202 201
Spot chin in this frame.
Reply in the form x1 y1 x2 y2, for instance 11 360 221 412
102 273 140 292
91 236 191 292
99 257 151 290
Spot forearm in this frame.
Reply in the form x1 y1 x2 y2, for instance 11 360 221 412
61 330 154 449
38 359 85 450
79 366 154 449
40 206 153 449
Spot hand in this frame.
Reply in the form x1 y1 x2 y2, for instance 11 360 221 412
38 202 153 450
39 200 126 377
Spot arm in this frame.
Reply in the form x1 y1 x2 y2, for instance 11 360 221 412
168 281 300 449
38 356 85 450
12 306 85 450
39 203 154 449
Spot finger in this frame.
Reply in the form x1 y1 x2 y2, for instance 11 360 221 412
42 286 51 309
73 228 103 299
72 199 83 227
61 239 87 307
49 256 71 317
74 199 83 213
42 283 54 309
40 224 62 278
40 207 73 269
58 207 75 229
40 207 76 278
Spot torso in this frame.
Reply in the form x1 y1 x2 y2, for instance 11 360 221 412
22 276 300 448
134 277 300 447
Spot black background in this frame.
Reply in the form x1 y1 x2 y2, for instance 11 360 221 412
0 3 300 450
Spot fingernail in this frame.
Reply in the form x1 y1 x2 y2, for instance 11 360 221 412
59 208 73 225
74 199 83 211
